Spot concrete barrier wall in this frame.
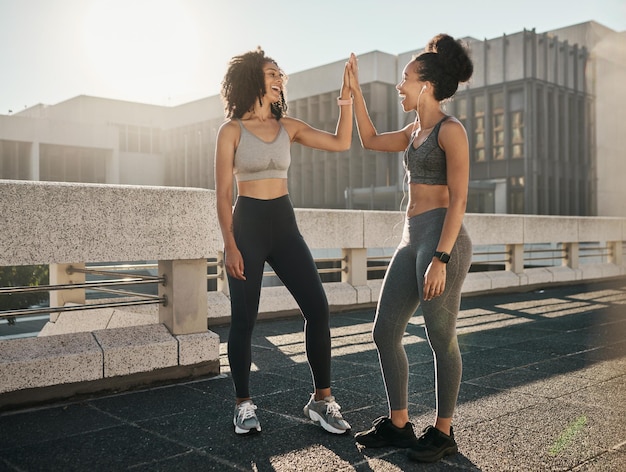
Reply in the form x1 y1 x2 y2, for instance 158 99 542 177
0 180 220 266
1 180 625 406
2 179 625 264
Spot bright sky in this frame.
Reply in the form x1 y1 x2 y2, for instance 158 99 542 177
1 0 624 115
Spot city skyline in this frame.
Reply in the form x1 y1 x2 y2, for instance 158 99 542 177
1 0 624 115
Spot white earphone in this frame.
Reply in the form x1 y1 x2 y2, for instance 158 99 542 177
422 85 427 91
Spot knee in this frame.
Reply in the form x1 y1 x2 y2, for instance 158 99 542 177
372 322 394 350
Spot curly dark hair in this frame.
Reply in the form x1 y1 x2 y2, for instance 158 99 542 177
413 34 473 102
220 47 288 120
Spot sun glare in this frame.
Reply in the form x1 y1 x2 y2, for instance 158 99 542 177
82 0 200 104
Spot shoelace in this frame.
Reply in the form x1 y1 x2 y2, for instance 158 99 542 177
325 400 343 418
238 402 257 421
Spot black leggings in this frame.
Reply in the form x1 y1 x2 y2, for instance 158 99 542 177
227 195 331 399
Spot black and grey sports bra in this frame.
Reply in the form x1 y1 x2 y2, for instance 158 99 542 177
403 116 450 185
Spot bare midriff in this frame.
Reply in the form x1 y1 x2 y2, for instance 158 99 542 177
406 183 449 218
237 178 289 200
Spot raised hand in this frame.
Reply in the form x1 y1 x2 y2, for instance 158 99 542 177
348 53 360 93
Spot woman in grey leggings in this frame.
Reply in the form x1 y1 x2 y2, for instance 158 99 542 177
347 34 474 463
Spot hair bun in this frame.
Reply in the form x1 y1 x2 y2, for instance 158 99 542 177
427 34 473 83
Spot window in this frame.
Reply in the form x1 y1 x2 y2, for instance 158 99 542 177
511 111 524 158
473 95 485 162
491 91 504 160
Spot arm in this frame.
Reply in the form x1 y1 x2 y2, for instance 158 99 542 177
435 119 470 255
214 120 246 280
286 61 352 151
348 53 412 152
423 119 469 300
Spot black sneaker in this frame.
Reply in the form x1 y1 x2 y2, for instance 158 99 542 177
406 425 458 463
354 416 418 448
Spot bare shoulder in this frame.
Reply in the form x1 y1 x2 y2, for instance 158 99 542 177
279 116 308 140
217 119 241 144
440 116 467 139
219 119 239 133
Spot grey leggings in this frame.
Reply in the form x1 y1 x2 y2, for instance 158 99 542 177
373 208 472 418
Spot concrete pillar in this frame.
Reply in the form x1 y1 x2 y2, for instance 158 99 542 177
564 242 580 269
608 241 623 266
49 263 85 322
216 250 229 296
506 243 524 274
158 259 208 335
342 248 368 286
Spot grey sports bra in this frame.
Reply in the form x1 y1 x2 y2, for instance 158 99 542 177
403 116 450 185
233 119 291 182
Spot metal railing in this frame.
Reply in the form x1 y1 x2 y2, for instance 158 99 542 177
1 240 620 322
0 265 167 320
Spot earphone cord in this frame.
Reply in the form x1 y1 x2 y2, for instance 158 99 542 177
409 86 426 147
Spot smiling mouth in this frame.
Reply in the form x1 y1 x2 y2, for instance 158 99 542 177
271 86 281 93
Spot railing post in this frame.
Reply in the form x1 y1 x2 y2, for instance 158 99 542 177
342 248 368 286
49 263 85 322
608 241 623 266
505 244 524 274
216 250 229 296
158 259 208 335
564 242 580 269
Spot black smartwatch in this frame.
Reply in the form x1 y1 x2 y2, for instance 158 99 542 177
434 251 450 264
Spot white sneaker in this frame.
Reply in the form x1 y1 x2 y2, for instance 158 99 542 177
233 400 261 435
303 394 351 434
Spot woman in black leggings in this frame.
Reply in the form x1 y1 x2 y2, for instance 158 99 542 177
348 34 474 463
215 48 353 435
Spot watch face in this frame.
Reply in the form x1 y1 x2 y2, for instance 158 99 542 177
435 251 450 263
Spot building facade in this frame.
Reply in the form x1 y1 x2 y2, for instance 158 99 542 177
1 21 623 216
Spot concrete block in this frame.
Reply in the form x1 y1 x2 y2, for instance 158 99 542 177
523 215 579 244
578 217 623 242
0 332 102 394
176 331 220 366
94 324 177 378
353 285 373 304
207 291 231 319
296 209 363 249
525 268 554 286
258 286 298 313
363 211 404 248
462 272 493 294
324 282 358 306
545 266 582 282
367 279 384 302
580 263 622 280
464 214 524 245
578 264 606 281
38 307 114 336
487 271 522 289
107 309 157 329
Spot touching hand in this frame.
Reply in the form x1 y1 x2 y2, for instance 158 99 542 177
341 60 351 97
348 53 360 93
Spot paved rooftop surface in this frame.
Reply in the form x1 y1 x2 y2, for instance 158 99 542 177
1 279 625 471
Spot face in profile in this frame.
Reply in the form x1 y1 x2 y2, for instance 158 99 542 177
262 62 286 104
